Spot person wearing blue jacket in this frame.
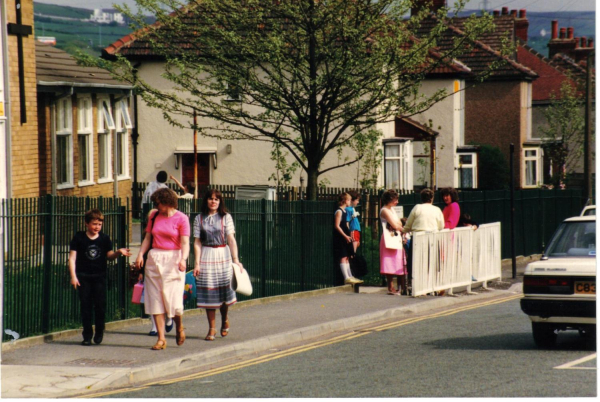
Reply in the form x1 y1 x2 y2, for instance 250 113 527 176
346 190 362 252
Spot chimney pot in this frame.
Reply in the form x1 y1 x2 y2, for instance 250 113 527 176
588 39 594 48
501 7 508 15
567 27 574 39
510 9 517 17
551 20 558 40
581 36 587 47
559 28 566 39
519 9 527 18
575 37 580 49
493 10 500 17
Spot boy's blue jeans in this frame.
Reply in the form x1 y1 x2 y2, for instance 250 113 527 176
77 274 106 341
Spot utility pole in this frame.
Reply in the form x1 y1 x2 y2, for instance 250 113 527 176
583 51 594 206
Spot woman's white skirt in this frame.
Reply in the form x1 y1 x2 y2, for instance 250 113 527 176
144 249 185 317
196 245 237 309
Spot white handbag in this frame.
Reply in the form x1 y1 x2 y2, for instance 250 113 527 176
231 262 253 296
383 226 403 249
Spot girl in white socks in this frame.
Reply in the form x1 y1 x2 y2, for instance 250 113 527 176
333 192 363 285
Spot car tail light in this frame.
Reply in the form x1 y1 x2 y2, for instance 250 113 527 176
523 276 571 294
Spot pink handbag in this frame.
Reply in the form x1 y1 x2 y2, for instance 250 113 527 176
132 281 144 304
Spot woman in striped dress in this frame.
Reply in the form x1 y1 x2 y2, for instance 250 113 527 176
193 189 243 341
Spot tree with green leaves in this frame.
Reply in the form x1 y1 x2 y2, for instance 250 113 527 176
80 0 503 199
539 81 589 187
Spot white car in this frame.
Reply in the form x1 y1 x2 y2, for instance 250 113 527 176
581 205 595 216
520 215 596 348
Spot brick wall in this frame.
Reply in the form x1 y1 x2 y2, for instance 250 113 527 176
7 0 40 197
465 80 525 187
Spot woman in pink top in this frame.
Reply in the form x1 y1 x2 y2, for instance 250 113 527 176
134 188 190 350
441 187 460 229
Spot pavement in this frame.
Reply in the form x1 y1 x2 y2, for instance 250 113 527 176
1 245 538 398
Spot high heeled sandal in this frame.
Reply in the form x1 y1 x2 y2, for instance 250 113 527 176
221 320 230 337
176 327 186 346
205 328 216 341
151 339 167 350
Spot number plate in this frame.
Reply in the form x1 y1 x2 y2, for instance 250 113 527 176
574 281 596 295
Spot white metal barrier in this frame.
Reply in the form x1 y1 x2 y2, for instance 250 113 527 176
411 222 502 297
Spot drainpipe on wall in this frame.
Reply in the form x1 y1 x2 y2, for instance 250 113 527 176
112 96 118 198
132 63 141 212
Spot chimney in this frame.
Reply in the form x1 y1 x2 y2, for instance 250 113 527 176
411 0 446 16
548 22 580 59
501 7 509 15
559 28 566 39
515 9 529 42
567 27 574 39
588 39 594 48
575 37 581 49
510 9 517 17
493 10 500 17
551 20 558 40
580 36 587 48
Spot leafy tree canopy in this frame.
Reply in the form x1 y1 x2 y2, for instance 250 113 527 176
79 0 505 199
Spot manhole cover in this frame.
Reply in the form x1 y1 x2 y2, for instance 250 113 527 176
67 358 136 367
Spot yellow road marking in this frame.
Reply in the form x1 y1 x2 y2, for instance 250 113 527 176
554 353 597 370
84 294 521 398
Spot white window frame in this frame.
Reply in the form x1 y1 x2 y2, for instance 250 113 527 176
522 147 543 188
455 152 477 189
97 96 115 183
56 96 73 189
384 141 413 191
115 98 131 180
77 95 94 186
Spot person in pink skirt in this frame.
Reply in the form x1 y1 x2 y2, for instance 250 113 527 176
379 190 407 295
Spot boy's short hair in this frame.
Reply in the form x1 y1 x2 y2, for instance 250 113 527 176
185 182 196 195
157 170 168 183
348 190 360 201
420 188 434 203
84 209 104 223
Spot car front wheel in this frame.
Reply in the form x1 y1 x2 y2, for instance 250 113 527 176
532 323 557 348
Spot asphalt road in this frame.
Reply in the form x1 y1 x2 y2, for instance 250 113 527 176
99 296 597 398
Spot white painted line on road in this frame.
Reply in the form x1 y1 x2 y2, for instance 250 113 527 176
554 353 597 370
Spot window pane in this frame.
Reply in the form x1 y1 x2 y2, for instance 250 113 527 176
78 135 89 181
459 155 472 164
385 159 400 188
526 160 537 186
459 167 474 188
57 136 69 184
525 150 536 158
117 132 123 175
99 133 107 178
385 145 399 158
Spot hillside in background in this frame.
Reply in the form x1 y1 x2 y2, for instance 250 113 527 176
32 2 594 58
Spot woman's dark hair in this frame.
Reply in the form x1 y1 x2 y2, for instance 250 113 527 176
201 189 228 216
440 187 459 203
185 182 196 196
381 189 399 206
348 190 360 201
337 192 350 207
151 188 179 208
420 188 434 203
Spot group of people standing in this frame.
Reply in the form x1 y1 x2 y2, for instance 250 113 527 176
334 186 471 297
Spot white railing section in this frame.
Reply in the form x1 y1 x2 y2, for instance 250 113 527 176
411 222 502 297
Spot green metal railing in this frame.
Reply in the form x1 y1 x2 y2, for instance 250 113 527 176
2 188 588 342
2 196 130 342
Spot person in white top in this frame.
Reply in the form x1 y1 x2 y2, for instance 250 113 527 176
402 188 444 234
142 171 168 208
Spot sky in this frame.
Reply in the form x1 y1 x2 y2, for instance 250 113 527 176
33 0 596 12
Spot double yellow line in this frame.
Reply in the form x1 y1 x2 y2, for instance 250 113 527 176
83 294 522 398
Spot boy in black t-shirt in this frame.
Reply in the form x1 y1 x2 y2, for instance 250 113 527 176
69 209 131 346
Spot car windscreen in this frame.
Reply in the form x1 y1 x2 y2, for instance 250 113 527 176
545 221 596 258
583 208 596 216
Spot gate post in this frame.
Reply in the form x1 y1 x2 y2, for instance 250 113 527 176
118 204 127 319
261 198 267 297
41 194 54 334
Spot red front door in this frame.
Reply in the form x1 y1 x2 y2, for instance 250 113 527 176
181 153 210 185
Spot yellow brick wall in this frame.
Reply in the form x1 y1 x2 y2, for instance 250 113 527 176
7 0 40 198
